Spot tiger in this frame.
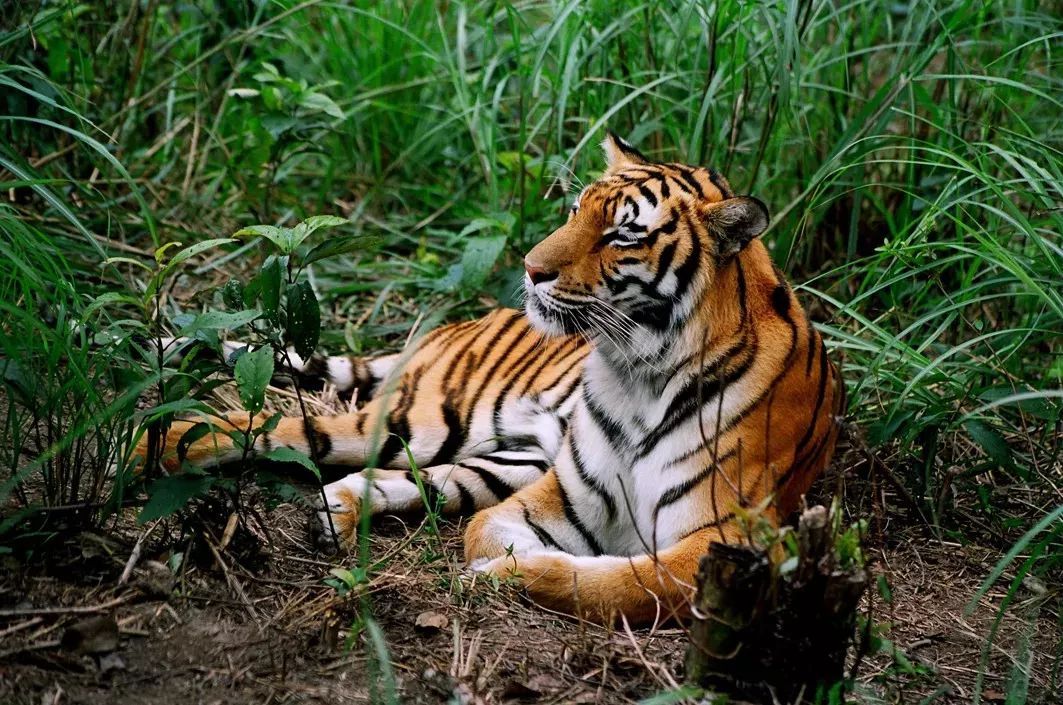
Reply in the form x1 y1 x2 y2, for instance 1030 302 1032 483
144 133 845 624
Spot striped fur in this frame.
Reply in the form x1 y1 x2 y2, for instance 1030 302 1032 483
142 134 844 624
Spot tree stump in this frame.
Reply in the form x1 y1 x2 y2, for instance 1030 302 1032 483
686 506 868 703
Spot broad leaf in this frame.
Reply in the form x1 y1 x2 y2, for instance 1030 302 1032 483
289 215 349 251
263 447 320 479
235 225 294 253
255 256 283 322
234 345 274 414
459 235 507 289
964 419 1014 470
286 281 320 358
222 279 244 310
139 473 215 523
177 309 260 337
163 238 237 272
303 234 382 266
299 92 345 119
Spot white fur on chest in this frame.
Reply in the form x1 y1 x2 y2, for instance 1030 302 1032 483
555 352 758 554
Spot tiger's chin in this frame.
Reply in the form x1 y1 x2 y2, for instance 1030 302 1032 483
524 289 578 337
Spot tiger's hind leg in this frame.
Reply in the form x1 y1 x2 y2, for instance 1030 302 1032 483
312 450 551 550
274 347 401 403
156 336 401 404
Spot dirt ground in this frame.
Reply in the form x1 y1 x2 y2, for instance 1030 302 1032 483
2 464 1060 705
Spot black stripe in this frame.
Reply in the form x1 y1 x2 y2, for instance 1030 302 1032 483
456 480 476 514
406 470 444 512
635 343 753 457
706 168 731 198
650 242 677 287
669 212 702 304
672 165 706 198
535 337 588 384
522 504 563 550
545 372 583 412
378 367 421 466
515 336 582 397
658 176 671 199
682 512 736 538
492 336 563 436
459 462 514 501
772 284 793 322
653 449 738 522
376 430 407 468
735 259 748 323
304 417 332 462
569 437 617 520
637 182 658 207
481 453 549 471
777 419 834 489
558 479 604 555
581 385 629 449
460 311 526 424
427 399 465 467
711 300 802 438
776 346 832 487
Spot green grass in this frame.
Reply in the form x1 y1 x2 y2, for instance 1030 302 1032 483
0 0 1060 699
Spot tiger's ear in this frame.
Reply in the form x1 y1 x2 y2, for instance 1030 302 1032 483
601 131 648 172
704 196 770 258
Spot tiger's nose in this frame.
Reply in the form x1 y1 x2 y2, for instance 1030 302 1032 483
524 258 558 285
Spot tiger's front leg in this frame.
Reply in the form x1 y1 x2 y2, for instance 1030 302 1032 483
313 450 551 550
465 471 743 624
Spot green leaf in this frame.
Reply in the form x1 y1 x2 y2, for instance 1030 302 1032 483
139 473 215 523
235 225 294 253
222 279 244 310
303 234 382 266
285 281 321 359
177 310 260 337
964 419 1013 469
967 505 1063 614
234 345 274 415
301 215 348 231
979 387 1059 422
253 256 283 322
141 398 213 422
289 215 349 251
459 235 506 289
877 574 893 604
163 238 237 271
263 447 320 479
261 115 297 139
299 92 345 119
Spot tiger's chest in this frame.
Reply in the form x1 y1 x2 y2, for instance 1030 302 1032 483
547 360 719 555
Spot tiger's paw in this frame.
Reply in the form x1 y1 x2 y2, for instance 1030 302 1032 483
467 551 566 582
309 480 363 553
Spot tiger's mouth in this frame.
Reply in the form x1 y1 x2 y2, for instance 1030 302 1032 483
524 279 584 337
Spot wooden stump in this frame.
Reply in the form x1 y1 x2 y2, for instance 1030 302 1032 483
686 506 868 703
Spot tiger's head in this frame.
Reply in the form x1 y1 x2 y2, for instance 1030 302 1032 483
523 133 769 355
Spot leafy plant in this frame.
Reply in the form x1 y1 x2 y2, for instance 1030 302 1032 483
228 62 347 219
134 215 359 530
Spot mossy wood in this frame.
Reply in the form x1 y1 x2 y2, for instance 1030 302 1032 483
685 506 868 703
